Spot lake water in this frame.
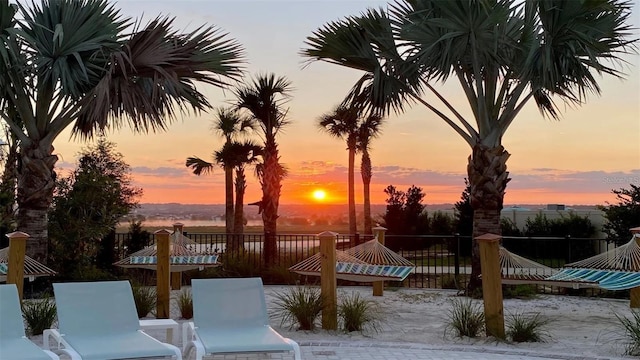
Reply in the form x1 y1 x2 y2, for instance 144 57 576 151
119 219 264 228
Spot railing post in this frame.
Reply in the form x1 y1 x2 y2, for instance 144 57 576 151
171 223 185 290
155 229 171 319
7 231 29 301
454 233 460 278
477 233 505 339
372 226 387 296
630 227 640 308
319 231 337 330
351 232 360 248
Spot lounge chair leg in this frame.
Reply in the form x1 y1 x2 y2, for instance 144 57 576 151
285 339 302 360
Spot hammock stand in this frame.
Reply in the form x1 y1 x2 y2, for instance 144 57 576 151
289 238 415 283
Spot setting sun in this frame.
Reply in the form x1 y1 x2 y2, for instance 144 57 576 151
312 189 327 201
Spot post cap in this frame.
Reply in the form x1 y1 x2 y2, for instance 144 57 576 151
6 231 30 239
475 233 502 242
630 226 640 234
154 229 172 235
317 231 338 237
372 226 388 231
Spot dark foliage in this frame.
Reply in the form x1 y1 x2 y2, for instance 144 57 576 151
48 139 141 279
599 184 640 245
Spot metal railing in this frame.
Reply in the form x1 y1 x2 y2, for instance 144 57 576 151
114 232 617 294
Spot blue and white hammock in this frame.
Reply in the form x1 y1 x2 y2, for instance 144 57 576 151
501 234 640 290
289 238 415 282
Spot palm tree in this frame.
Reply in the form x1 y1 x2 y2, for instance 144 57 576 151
187 107 254 235
224 141 262 250
318 105 360 235
357 114 383 235
0 0 244 262
302 0 636 290
235 74 292 265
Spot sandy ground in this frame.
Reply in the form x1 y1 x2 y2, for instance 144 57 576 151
30 285 638 359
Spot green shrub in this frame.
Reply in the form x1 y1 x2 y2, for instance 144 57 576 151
506 312 550 342
447 297 484 338
338 292 381 333
132 285 156 318
615 310 640 355
177 289 193 319
441 275 462 290
272 286 323 330
22 297 57 335
502 285 537 299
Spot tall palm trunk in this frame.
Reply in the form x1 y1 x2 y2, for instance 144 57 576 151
224 164 234 234
16 141 58 263
231 166 247 252
347 137 357 236
467 143 510 292
261 139 280 265
361 149 373 235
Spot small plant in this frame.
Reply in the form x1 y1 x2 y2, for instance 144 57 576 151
447 297 484 338
132 285 156 318
338 292 381 333
503 284 537 299
272 286 323 330
22 297 57 335
615 310 640 355
506 312 550 342
177 289 193 319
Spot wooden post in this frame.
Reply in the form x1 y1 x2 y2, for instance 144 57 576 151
155 229 171 319
319 231 337 330
6 232 29 301
477 233 505 339
630 227 640 308
171 223 184 290
372 226 387 296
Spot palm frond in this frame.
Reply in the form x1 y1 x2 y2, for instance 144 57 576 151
185 156 215 175
235 73 292 138
73 15 245 138
303 8 420 116
17 0 127 98
525 0 637 118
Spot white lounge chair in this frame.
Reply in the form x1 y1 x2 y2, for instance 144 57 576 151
0 284 59 360
43 280 181 360
183 277 302 360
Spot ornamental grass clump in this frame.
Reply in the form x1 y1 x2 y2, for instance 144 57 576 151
447 297 484 338
177 289 193 319
132 285 156 318
615 310 640 355
338 292 381 333
22 297 57 336
506 312 550 342
272 286 323 330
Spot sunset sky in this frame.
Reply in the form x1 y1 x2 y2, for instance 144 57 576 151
52 0 640 207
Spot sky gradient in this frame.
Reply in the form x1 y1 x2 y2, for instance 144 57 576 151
53 0 640 206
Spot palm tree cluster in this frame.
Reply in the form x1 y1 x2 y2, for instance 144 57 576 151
318 105 383 235
187 74 292 263
302 0 637 291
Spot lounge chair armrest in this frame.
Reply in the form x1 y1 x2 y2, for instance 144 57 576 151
42 329 63 351
42 329 81 360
